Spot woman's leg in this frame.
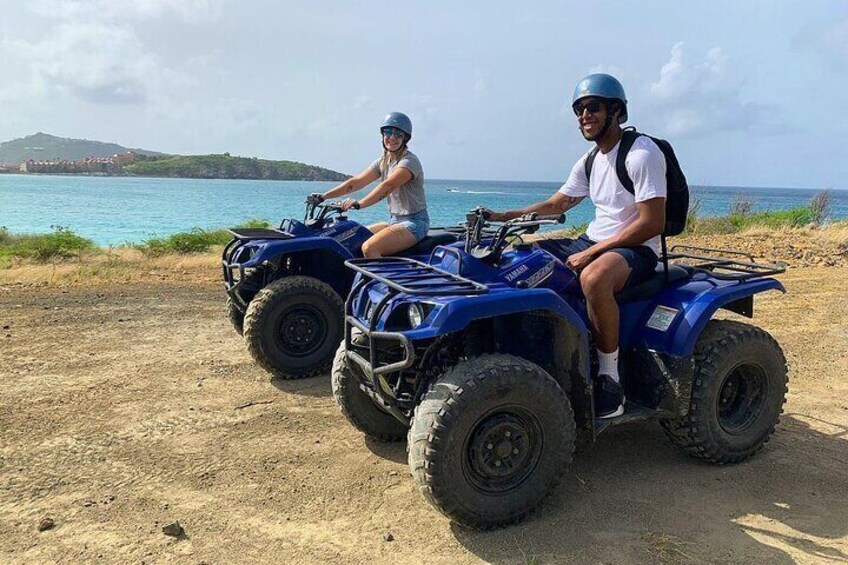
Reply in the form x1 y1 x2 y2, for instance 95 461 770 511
361 224 419 258
367 222 389 234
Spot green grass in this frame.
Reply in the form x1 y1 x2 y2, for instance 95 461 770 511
132 218 272 256
686 207 815 235
0 226 96 263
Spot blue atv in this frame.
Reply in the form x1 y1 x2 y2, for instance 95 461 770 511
222 194 460 379
333 207 788 528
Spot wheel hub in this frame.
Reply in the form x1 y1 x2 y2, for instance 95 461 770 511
465 410 542 492
718 365 767 435
277 306 327 357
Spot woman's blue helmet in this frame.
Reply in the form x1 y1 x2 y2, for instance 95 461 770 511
381 112 412 137
571 73 628 124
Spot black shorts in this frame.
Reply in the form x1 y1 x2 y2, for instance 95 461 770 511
537 234 659 289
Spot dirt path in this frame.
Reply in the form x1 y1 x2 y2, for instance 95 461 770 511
1 267 846 564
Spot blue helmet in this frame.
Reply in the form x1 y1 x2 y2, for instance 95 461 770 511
380 112 412 137
571 73 628 124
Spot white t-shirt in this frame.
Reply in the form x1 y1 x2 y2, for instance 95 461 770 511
559 136 667 253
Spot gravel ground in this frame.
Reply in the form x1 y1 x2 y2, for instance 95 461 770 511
0 260 846 564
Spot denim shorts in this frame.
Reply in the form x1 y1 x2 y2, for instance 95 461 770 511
389 209 430 242
537 233 658 289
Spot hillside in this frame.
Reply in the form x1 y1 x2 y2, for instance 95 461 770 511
0 132 163 165
124 154 349 181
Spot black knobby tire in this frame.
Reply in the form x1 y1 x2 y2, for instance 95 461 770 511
408 354 575 529
660 319 788 464
244 276 344 379
331 342 407 442
227 297 245 336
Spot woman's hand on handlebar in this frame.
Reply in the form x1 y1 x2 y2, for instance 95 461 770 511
340 198 361 211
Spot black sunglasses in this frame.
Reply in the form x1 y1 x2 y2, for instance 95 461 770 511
381 127 406 138
572 100 604 117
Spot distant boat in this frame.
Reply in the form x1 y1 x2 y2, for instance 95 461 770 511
446 188 460 192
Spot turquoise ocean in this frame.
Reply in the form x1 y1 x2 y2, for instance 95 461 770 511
1 173 846 246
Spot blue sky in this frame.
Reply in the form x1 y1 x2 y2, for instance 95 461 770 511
1 0 846 188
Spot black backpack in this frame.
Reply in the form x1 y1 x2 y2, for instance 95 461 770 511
584 127 689 237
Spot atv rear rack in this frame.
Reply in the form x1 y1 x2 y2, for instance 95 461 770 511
667 245 786 280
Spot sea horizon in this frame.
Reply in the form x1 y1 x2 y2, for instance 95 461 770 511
2 173 846 246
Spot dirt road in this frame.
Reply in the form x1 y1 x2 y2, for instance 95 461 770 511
1 266 846 564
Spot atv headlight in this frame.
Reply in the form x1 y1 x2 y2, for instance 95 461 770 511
407 303 425 328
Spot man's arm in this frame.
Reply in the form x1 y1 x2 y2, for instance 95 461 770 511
567 198 665 273
487 192 585 221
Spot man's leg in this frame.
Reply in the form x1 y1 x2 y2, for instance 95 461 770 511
579 252 632 353
579 252 632 417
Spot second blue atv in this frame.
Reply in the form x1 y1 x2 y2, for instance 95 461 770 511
333 207 788 529
222 194 461 379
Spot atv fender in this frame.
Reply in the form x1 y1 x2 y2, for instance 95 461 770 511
246 236 356 267
639 277 786 357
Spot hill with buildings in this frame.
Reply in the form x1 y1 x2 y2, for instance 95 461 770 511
0 133 348 180
123 154 348 181
0 133 163 165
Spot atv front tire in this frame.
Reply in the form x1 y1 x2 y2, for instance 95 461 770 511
244 276 343 379
331 343 407 442
660 320 788 464
408 354 575 529
227 297 245 336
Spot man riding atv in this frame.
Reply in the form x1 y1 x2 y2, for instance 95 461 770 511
484 73 670 418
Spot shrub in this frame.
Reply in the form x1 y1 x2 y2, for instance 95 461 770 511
729 193 755 216
0 226 96 262
809 190 833 226
133 219 271 256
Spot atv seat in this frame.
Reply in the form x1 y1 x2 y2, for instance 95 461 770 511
403 231 459 255
616 264 691 303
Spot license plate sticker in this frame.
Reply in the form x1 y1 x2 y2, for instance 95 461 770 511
646 305 680 332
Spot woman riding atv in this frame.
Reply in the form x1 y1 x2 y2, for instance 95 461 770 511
316 112 429 258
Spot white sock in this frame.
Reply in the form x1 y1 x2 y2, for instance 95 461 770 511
598 348 620 383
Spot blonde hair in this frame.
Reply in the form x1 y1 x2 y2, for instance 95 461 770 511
379 145 409 178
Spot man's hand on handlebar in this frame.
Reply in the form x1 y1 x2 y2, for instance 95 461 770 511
479 208 506 222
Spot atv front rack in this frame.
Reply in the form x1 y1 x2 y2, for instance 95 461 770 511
222 230 292 307
345 257 489 297
343 257 487 384
667 245 787 280
226 228 293 240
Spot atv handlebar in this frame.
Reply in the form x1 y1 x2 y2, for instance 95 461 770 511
303 196 348 225
462 207 566 263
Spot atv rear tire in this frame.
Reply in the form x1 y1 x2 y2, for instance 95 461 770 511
660 320 788 464
408 354 575 529
331 343 407 442
227 297 245 336
244 276 343 379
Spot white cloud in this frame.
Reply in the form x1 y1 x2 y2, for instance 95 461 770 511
12 22 161 105
29 0 225 23
793 17 848 69
473 70 489 96
352 95 372 110
647 42 785 137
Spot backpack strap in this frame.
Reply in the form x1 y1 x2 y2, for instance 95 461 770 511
584 146 599 184
614 127 640 195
